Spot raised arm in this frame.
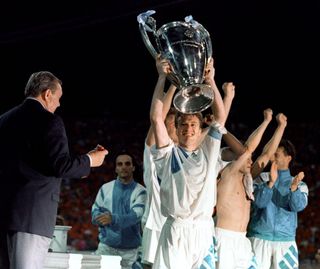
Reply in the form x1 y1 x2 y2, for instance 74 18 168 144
200 81 239 149
146 84 176 146
219 81 246 155
251 113 287 178
245 108 272 153
228 109 272 173
150 55 172 148
204 58 226 126
223 131 245 156
162 84 176 119
222 82 235 119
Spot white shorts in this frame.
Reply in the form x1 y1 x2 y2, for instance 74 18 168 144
249 237 299 269
215 228 257 269
153 217 217 269
141 226 161 265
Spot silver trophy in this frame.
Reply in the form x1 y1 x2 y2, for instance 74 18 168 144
137 10 213 114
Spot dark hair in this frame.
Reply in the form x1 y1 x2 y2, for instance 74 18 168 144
113 150 136 168
113 149 143 182
279 139 296 168
174 112 203 128
24 71 62 97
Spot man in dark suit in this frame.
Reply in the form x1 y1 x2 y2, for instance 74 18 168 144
0 71 108 269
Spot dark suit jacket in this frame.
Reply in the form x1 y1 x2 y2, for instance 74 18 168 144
0 99 91 238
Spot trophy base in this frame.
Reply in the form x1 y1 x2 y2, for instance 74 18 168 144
173 84 214 114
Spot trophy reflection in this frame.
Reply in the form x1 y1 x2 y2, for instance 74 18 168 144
137 10 213 114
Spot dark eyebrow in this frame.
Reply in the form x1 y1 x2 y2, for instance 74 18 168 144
117 161 132 165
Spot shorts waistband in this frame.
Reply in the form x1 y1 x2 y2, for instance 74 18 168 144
215 227 246 237
166 216 213 227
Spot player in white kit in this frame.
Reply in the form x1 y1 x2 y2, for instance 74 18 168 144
141 85 178 268
150 55 226 269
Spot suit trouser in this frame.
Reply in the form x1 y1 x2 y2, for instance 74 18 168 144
7 231 51 269
0 230 10 269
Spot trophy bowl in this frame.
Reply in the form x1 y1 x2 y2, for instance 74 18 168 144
137 10 213 114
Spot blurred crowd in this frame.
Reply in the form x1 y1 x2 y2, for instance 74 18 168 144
57 113 320 262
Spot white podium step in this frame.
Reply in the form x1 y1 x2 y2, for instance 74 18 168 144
44 252 122 269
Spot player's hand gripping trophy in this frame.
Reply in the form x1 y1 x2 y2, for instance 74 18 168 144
137 10 214 114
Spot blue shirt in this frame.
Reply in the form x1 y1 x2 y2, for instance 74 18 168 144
92 178 147 249
247 170 308 241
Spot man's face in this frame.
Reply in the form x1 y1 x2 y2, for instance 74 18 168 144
273 147 291 170
115 154 135 180
176 114 202 146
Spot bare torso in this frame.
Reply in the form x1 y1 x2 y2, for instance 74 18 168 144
216 171 251 232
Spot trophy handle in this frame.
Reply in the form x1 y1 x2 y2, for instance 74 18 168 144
137 10 158 59
185 16 212 61
138 11 180 87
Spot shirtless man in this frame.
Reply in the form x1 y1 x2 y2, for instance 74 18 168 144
215 109 284 269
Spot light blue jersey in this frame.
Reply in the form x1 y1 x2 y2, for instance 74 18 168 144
248 170 308 241
247 170 308 269
92 179 147 249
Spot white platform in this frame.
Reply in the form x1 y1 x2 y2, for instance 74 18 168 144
44 252 121 269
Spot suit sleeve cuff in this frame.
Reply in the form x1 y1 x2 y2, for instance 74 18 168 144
86 154 92 166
